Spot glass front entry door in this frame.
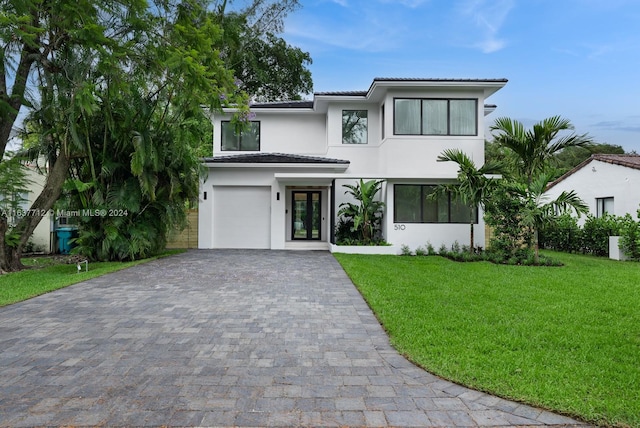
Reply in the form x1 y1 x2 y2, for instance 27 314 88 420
292 191 321 240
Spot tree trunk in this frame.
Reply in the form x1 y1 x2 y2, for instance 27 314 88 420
534 228 540 265
0 217 23 272
0 38 39 161
470 222 475 254
0 151 71 272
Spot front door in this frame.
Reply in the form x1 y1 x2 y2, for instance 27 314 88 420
292 191 321 240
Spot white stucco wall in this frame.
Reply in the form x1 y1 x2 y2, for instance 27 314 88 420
544 159 640 224
212 112 327 156
201 81 501 250
384 180 484 251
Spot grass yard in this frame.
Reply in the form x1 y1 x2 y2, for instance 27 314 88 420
0 250 184 307
334 251 640 428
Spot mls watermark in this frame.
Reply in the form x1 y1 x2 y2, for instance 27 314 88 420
1 209 130 218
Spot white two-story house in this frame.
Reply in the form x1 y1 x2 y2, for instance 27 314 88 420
198 77 507 252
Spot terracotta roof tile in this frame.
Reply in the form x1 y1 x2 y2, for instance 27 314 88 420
546 154 640 190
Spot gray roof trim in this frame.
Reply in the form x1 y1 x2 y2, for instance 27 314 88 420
203 153 350 165
249 100 314 109
371 77 509 83
314 90 368 97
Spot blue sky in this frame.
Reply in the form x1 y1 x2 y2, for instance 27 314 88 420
283 0 640 152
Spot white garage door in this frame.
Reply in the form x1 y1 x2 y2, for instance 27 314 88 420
213 186 271 249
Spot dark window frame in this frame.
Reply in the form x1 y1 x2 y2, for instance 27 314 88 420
393 184 478 224
291 190 322 240
341 110 369 144
393 97 478 136
221 120 261 151
596 196 614 218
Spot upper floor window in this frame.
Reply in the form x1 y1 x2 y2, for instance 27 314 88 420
394 98 477 136
394 184 477 224
342 110 368 144
596 197 614 217
221 121 260 151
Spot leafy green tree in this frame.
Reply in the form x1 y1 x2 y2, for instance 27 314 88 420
61 0 248 261
213 0 312 101
553 143 625 177
1 0 250 269
436 149 503 252
0 153 32 266
338 179 385 244
490 116 593 186
0 0 149 271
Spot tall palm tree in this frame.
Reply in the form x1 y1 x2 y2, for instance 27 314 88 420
490 116 593 187
436 149 503 252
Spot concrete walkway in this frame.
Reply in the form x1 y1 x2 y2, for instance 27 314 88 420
0 250 589 427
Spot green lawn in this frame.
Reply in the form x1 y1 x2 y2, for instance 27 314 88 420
334 252 640 428
0 250 184 307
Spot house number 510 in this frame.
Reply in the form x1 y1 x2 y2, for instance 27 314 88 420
394 224 406 230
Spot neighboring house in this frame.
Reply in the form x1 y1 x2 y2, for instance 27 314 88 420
198 77 508 251
0 160 54 253
23 162 55 253
545 154 640 224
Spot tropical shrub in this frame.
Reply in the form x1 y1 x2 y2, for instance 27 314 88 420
337 179 385 244
334 217 359 244
400 244 412 256
539 214 582 253
619 211 640 261
484 187 533 260
581 214 622 256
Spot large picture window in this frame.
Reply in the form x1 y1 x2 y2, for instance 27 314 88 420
394 184 477 223
342 110 368 144
394 98 477 136
221 121 260 151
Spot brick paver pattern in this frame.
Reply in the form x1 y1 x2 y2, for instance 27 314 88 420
0 250 590 427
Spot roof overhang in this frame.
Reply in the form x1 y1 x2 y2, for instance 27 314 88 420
275 172 461 182
364 78 508 102
213 78 509 115
203 153 350 171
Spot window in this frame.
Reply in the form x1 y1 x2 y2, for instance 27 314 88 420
221 121 260 151
394 98 477 136
394 184 477 223
342 110 368 144
596 197 614 217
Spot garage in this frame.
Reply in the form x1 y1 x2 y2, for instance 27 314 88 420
212 186 271 249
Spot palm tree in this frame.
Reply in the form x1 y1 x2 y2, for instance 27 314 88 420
490 116 593 187
436 149 503 252
507 172 589 263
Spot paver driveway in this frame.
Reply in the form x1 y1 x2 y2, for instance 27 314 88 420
0 250 588 427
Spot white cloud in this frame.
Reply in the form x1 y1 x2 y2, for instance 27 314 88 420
330 0 349 6
459 0 514 53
